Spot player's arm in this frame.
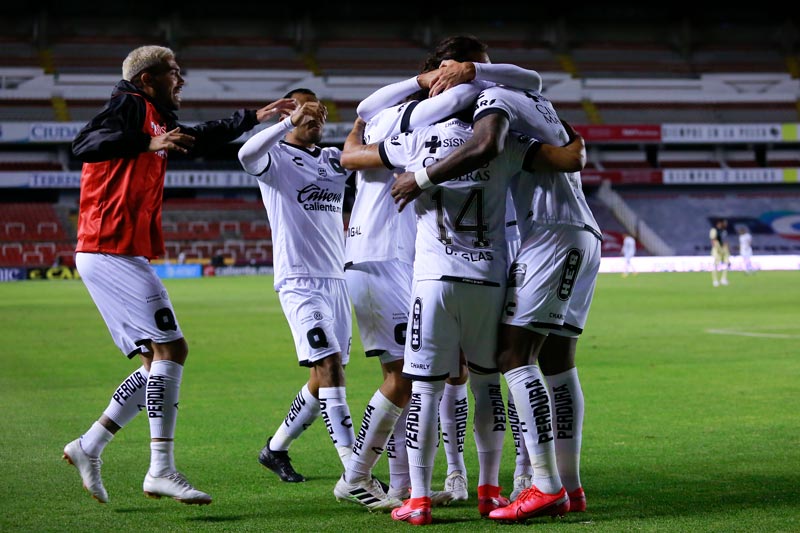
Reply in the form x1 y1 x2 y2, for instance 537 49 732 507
72 94 154 161
430 61 542 96
521 120 586 173
356 70 441 122
340 118 386 170
390 112 510 210
238 100 323 175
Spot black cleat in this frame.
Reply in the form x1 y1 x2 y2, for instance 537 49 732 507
258 437 305 483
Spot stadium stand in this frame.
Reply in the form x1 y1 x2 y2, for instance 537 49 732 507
0 6 798 269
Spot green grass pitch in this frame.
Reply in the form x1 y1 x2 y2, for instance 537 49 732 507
1 270 798 532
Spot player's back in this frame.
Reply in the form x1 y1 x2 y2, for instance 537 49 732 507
475 86 600 240
383 118 531 285
346 102 417 267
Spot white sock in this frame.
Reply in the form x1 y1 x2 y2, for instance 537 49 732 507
271 383 320 451
147 360 182 476
146 360 182 440
80 422 114 458
103 365 150 428
347 390 403 482
439 382 468 475
469 372 505 487
387 404 410 491
318 386 355 467
504 365 561 494
149 440 175 477
547 367 584 492
407 381 445 499
507 396 533 478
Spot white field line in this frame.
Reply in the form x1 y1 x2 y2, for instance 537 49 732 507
705 328 800 339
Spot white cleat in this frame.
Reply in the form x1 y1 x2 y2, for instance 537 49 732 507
143 471 212 505
510 474 532 502
387 485 456 506
334 474 403 511
63 438 108 503
444 470 469 501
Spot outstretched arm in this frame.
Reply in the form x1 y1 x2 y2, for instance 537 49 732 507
430 61 542 96
356 70 441 122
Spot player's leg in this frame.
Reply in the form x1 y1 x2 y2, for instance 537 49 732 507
142 336 211 504
335 262 408 509
507 394 533 501
259 374 320 483
490 226 585 521
336 358 408 510
440 362 469 501
392 280 460 525
459 283 510 516
540 334 586 512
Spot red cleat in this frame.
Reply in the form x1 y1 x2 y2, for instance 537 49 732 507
487 485 568 522
391 496 432 526
477 484 509 517
568 487 586 512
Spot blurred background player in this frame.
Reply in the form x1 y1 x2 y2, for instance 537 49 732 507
238 89 356 486
710 218 731 286
622 233 637 277
64 45 289 505
737 225 754 274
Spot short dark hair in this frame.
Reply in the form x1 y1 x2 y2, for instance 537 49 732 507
419 34 488 73
283 88 316 99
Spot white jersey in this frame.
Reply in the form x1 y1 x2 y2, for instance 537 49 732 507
251 140 349 289
381 118 533 285
474 86 601 241
345 102 417 267
739 232 752 255
622 235 636 258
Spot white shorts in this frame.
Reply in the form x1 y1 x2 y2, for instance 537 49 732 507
346 260 412 363
76 252 183 358
503 224 600 335
402 279 504 381
278 277 352 367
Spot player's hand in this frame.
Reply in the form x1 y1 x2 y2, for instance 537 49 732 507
561 119 579 141
149 127 195 154
255 98 298 122
416 68 441 89
390 171 423 212
430 60 476 96
290 101 327 127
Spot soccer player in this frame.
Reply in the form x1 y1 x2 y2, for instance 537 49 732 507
391 81 601 520
622 233 637 277
737 225 754 274
710 219 732 286
238 89 358 487
64 45 293 504
342 104 585 524
336 35 544 510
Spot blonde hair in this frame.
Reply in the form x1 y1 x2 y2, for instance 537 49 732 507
122 45 175 81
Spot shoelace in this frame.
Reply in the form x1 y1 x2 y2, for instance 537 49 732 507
368 477 387 497
165 471 194 490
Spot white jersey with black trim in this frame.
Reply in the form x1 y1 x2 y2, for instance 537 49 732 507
381 118 533 285
345 102 417 267
252 140 349 289
474 86 601 241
